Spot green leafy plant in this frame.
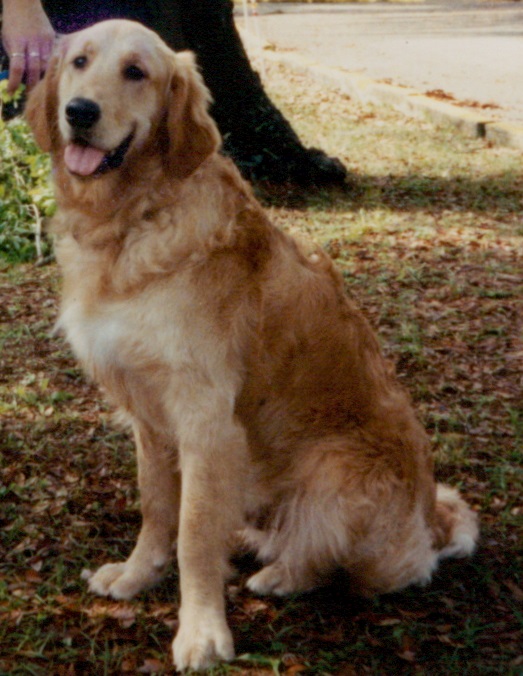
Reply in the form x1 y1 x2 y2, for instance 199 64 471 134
0 82 55 263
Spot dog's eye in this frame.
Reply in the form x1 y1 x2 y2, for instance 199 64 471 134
124 65 146 81
73 55 88 69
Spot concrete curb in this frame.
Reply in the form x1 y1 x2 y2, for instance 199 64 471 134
240 29 523 151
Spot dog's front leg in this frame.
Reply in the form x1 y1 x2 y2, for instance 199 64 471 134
172 394 247 671
87 422 179 599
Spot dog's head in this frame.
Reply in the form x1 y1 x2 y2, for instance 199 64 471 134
26 19 220 180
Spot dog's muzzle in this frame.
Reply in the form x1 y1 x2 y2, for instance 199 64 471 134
63 97 134 177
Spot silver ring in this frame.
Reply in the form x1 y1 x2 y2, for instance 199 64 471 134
29 51 40 57
10 52 24 58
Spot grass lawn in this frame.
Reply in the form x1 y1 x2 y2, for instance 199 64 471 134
1 60 522 675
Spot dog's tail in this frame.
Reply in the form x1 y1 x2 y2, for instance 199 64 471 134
432 484 479 562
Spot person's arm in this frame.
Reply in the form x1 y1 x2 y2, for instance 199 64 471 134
1 0 55 93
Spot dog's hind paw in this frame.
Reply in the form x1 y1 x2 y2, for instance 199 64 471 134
247 561 304 597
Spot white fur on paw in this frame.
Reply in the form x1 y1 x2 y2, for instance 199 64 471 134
86 562 153 600
87 563 128 597
172 615 234 671
247 562 297 597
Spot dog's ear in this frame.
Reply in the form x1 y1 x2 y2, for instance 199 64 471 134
166 51 221 178
25 40 65 152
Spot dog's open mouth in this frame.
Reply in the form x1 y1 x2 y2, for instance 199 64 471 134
64 133 133 177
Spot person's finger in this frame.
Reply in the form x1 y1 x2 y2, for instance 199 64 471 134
39 36 55 72
26 49 42 89
7 51 24 94
41 46 52 69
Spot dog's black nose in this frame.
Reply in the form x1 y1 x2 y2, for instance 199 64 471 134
65 97 101 130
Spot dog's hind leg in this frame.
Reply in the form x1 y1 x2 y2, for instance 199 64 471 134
86 421 179 600
246 446 362 597
245 442 478 599
245 490 348 597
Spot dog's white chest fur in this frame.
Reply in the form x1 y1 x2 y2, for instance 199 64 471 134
57 268 217 387
59 300 128 370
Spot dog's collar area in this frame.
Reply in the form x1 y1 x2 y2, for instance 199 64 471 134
64 133 134 177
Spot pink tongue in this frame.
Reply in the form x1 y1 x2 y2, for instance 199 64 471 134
64 143 106 176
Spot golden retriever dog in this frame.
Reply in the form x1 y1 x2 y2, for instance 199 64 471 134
26 19 479 671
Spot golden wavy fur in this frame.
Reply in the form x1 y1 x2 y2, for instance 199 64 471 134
26 19 478 671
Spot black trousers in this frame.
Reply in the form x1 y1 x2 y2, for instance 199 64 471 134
42 0 185 49
1 0 184 61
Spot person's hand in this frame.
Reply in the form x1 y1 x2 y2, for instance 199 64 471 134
1 0 55 93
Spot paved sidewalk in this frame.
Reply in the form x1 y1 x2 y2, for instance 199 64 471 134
237 1 523 149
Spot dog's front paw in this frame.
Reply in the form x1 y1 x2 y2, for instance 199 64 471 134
83 561 162 600
172 614 234 671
